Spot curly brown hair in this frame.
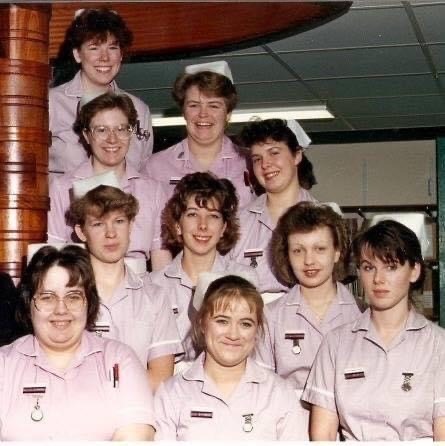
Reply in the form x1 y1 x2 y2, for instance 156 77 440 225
192 275 264 355
271 202 348 287
68 185 139 228
172 71 238 113
162 172 239 255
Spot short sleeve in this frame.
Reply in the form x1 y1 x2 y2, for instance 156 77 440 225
433 332 445 419
150 182 168 251
145 283 183 362
153 381 178 440
301 333 338 413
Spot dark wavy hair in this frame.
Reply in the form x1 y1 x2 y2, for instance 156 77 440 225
271 202 348 287
68 185 139 227
352 219 425 292
162 172 239 255
53 8 133 86
192 275 264 354
74 92 137 155
172 71 238 113
239 118 317 190
16 245 100 334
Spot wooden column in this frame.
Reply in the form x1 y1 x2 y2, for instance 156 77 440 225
0 4 50 280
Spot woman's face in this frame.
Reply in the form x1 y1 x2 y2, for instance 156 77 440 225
288 226 340 290
203 297 258 368
358 252 421 312
250 138 302 194
73 34 122 91
177 195 227 258
84 107 130 171
183 85 229 148
31 265 87 355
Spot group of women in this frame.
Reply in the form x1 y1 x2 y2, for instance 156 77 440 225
0 6 444 442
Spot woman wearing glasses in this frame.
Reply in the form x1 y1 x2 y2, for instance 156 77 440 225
0 245 155 440
48 92 171 271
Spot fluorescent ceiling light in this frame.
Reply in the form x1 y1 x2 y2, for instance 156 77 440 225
152 104 334 127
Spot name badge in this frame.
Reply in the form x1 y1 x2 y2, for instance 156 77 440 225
169 177 181 185
344 367 365 380
190 410 213 419
92 322 110 337
23 383 46 395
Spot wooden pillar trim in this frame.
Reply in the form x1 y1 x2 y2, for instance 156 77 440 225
0 4 50 279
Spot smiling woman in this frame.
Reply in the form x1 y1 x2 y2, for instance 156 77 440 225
0 245 155 441
47 92 171 271
49 8 153 176
149 172 257 367
143 61 253 208
154 274 304 440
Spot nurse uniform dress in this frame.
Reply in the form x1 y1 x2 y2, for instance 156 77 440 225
302 308 445 441
0 331 155 440
143 136 253 208
255 282 361 439
93 266 183 367
154 353 302 440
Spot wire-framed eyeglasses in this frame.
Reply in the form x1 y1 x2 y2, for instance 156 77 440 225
33 291 86 312
88 124 134 141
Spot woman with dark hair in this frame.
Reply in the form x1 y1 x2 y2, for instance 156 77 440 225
48 92 170 271
143 61 253 207
154 274 303 440
302 219 445 441
149 172 256 366
0 245 155 440
50 8 152 176
230 118 317 301
256 202 362 439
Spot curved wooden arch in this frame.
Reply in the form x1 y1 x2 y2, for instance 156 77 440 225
50 2 351 61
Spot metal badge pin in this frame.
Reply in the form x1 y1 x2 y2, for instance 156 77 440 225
244 249 263 269
31 398 43 422
292 339 301 355
135 120 150 141
401 373 413 392
285 333 304 354
242 413 254 433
